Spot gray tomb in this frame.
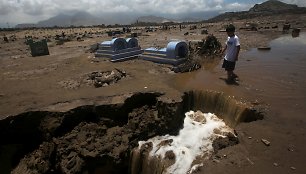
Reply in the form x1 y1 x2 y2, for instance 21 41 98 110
28 39 50 57
140 41 188 65
95 37 143 62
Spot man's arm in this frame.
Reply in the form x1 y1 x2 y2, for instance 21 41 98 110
235 45 240 61
221 45 227 56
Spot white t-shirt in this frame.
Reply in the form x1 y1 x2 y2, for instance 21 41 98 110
224 35 240 62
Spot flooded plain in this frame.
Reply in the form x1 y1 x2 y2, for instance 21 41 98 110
174 33 306 120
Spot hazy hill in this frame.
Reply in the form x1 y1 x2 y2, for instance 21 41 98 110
15 23 37 29
136 15 174 23
208 0 306 22
36 11 104 27
136 15 206 24
249 0 298 12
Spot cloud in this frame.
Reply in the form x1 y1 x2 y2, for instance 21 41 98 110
0 0 305 26
0 0 19 15
282 0 306 7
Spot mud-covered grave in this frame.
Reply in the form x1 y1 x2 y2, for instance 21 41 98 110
58 68 128 89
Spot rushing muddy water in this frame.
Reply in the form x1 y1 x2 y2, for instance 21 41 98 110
174 33 306 120
0 91 261 174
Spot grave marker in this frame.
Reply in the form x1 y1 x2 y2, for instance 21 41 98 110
28 39 50 57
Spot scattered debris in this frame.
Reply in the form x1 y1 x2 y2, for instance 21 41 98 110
288 145 295 152
58 80 81 89
190 25 197 30
251 100 260 105
131 32 138 37
201 29 208 34
3 36 9 42
283 23 291 33
261 139 271 146
87 69 127 88
240 23 258 31
88 43 99 53
257 46 271 51
171 60 201 73
246 157 254 165
76 37 84 41
195 34 222 56
212 158 220 163
292 28 300 38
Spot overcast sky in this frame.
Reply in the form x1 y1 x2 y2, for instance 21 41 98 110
1 0 306 27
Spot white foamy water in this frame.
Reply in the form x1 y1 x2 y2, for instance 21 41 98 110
138 110 234 174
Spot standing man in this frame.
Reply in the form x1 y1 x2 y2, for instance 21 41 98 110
221 24 240 81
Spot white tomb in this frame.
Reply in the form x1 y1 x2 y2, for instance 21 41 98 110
95 37 143 62
140 41 188 65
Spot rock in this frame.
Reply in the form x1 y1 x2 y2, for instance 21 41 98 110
212 132 239 151
288 146 294 152
261 139 270 146
212 158 220 163
165 150 175 160
290 167 296 170
273 162 278 167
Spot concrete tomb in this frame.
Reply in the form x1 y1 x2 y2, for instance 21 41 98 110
95 37 143 62
140 41 188 65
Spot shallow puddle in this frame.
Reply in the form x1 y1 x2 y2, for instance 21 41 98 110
173 33 306 119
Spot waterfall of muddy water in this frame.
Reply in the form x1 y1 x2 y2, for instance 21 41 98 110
173 33 306 119
131 111 234 174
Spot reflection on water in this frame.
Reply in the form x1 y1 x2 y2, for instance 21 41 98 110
173 33 306 119
240 33 306 101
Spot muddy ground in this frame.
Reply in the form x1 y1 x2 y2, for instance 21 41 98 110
1 14 306 174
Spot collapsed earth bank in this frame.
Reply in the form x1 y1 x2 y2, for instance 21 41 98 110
0 91 263 174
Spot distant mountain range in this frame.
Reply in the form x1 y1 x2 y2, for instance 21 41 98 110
37 12 104 27
15 0 306 28
15 12 202 28
16 12 105 28
208 0 306 22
